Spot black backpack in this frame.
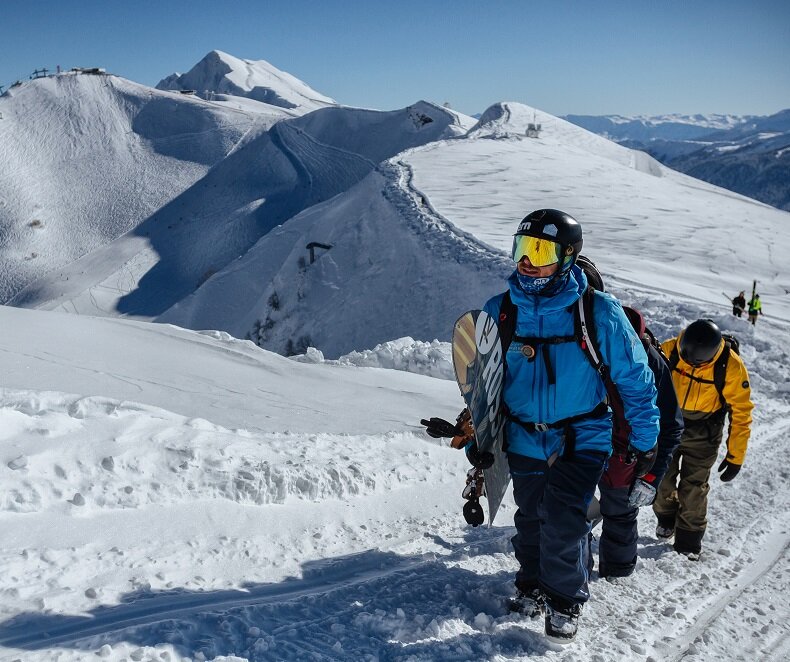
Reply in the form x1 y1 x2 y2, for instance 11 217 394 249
668 333 739 409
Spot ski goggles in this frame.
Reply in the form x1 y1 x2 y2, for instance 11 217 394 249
511 235 562 267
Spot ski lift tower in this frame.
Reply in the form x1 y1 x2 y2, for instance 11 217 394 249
526 110 542 138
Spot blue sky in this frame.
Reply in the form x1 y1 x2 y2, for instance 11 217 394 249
2 0 788 117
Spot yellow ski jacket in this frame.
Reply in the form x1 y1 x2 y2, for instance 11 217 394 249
662 335 753 465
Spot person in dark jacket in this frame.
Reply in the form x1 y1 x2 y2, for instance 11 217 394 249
596 305 684 578
731 292 746 317
575 257 684 579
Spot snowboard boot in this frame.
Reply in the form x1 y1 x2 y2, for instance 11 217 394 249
507 587 544 619
544 598 582 644
655 524 674 540
655 514 676 540
673 527 703 561
677 550 701 561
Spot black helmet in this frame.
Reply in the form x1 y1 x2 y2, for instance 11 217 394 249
576 254 604 292
515 209 583 269
679 319 722 366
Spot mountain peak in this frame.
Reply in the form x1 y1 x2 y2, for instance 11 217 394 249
157 50 334 112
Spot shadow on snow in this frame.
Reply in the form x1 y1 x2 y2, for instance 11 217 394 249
0 528 562 661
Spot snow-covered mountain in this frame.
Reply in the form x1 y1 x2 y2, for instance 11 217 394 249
6 72 788 358
8 98 469 319
157 50 335 114
2 65 469 313
160 102 790 356
565 110 790 211
3 53 790 662
0 71 260 302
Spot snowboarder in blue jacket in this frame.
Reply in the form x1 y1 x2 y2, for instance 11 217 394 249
484 209 659 643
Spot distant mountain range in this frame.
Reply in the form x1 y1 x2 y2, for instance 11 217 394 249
564 112 790 211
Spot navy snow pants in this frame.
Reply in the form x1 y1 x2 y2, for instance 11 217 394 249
597 483 638 578
509 450 607 606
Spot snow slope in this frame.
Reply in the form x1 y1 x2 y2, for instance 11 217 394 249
157 50 335 114
10 101 468 319
2 90 790 662
0 72 260 303
160 101 790 358
1 295 789 661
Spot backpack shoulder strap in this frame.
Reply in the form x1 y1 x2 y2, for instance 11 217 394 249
574 288 625 418
574 287 605 374
498 290 517 359
713 341 731 408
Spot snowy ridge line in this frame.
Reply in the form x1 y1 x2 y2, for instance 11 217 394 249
383 158 512 275
0 530 512 651
291 336 455 381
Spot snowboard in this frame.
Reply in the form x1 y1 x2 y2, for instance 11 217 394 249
451 309 511 526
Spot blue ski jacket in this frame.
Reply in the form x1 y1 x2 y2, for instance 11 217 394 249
483 267 659 460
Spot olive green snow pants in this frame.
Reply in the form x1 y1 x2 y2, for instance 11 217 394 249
653 414 724 537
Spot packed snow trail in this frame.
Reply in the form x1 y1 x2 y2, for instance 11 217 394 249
3 444 789 662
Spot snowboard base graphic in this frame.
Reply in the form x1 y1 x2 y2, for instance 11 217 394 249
452 310 511 526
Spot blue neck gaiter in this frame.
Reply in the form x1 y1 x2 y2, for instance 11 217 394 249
516 271 569 296
516 273 552 294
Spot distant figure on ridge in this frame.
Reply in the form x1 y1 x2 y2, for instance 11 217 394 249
747 294 763 325
731 291 746 318
653 319 753 561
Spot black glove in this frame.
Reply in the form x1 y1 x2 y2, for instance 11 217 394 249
466 443 495 470
718 459 741 482
627 444 656 478
421 417 462 439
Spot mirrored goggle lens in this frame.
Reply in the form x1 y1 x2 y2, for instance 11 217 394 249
511 235 561 267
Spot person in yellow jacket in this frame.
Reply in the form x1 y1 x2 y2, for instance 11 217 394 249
653 319 753 560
